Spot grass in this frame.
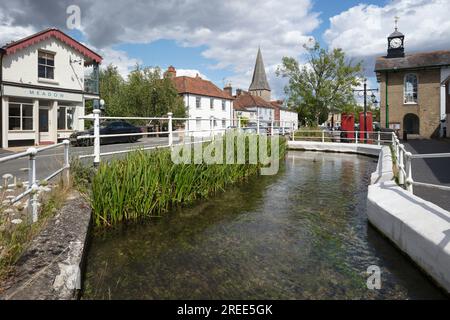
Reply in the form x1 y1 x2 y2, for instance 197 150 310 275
74 134 287 227
0 182 70 287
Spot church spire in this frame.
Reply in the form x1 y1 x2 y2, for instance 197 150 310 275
249 48 271 101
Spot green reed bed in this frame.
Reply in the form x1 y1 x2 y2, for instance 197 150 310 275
89 135 286 226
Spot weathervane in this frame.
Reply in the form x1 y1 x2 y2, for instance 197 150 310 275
394 16 400 31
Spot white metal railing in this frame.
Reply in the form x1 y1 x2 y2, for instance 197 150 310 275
0 141 70 223
391 134 450 194
77 111 299 165
291 129 392 146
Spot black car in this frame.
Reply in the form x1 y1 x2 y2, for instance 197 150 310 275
70 121 143 146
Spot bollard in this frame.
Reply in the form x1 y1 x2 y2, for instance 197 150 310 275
168 112 173 147
93 109 101 167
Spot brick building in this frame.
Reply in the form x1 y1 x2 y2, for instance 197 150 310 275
375 26 450 138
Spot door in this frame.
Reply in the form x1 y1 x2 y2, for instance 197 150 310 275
39 107 51 142
403 113 420 134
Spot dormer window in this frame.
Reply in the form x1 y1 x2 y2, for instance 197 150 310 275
38 51 55 79
404 73 418 104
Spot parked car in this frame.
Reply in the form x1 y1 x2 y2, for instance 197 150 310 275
70 121 143 146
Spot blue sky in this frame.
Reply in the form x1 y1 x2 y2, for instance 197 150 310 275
0 0 448 99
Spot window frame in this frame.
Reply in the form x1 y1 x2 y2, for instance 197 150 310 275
404 73 418 104
38 51 55 80
8 102 34 131
222 100 226 111
196 97 201 109
210 98 214 109
57 106 75 131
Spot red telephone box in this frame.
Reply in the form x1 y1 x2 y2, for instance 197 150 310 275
341 113 355 141
359 112 373 143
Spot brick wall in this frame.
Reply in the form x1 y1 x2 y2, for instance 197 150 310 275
379 69 441 138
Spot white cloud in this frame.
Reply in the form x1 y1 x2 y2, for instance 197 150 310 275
324 0 450 60
0 12 36 45
96 47 142 78
175 69 209 80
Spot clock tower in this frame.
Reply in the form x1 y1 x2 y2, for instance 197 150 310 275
387 17 405 58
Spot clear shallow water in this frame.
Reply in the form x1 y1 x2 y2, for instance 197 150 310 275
83 151 446 299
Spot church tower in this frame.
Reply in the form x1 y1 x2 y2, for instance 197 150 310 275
249 48 271 101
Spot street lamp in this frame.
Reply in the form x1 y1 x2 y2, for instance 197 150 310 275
353 79 379 143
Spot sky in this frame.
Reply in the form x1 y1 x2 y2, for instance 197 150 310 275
1 0 449 100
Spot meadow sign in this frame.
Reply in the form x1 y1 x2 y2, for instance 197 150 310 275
3 85 83 102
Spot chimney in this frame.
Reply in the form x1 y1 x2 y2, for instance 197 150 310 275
164 65 176 78
224 84 232 96
236 89 243 97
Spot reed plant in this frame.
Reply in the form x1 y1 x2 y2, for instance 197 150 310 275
90 135 286 226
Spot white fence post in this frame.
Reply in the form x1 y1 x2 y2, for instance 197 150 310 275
377 131 381 146
93 109 101 167
63 139 70 185
405 152 414 193
271 120 274 136
257 117 260 135
168 112 173 147
322 131 325 143
210 116 214 140
282 122 285 136
238 116 241 129
355 131 358 144
27 147 38 223
398 145 405 186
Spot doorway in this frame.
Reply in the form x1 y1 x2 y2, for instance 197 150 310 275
39 107 50 143
403 113 420 135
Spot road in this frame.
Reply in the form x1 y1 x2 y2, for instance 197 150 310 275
404 139 450 211
0 137 172 183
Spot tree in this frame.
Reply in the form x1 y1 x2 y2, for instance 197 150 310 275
277 41 362 126
99 64 185 123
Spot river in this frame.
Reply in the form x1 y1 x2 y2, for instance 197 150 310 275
83 151 445 299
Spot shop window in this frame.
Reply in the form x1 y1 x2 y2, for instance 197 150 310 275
58 106 75 130
9 103 33 130
38 51 55 79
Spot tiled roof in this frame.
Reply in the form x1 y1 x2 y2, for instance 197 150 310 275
375 50 450 72
234 93 274 110
2 28 102 64
171 76 233 100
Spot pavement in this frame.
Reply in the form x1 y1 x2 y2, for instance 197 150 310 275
404 139 450 211
0 136 171 183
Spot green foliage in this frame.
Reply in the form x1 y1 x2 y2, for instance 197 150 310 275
88 135 287 227
277 41 363 126
99 64 186 124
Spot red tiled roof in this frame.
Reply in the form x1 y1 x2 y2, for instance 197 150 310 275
171 76 233 100
2 28 102 65
234 93 274 110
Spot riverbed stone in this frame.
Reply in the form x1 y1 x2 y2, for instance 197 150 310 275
0 191 91 300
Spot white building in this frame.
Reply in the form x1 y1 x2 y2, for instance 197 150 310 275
280 108 299 129
234 91 274 127
0 28 102 148
166 66 233 137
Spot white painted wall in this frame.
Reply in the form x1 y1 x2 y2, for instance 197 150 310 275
280 109 298 129
182 94 233 137
2 38 86 91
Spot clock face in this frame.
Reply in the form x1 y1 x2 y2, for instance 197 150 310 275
390 38 402 49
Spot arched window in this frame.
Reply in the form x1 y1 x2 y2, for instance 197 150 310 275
404 74 418 104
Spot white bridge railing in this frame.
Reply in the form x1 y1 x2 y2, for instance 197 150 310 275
0 141 70 223
391 134 450 194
